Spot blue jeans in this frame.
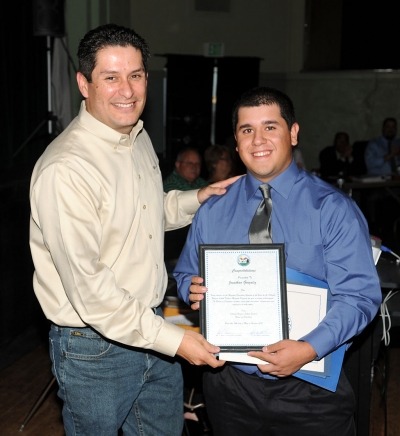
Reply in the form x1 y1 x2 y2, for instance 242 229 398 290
49 314 183 435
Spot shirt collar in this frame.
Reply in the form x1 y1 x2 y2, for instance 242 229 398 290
77 101 144 148
244 158 300 202
381 136 394 146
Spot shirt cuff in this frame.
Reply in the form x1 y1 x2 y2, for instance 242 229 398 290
153 318 186 356
177 189 202 215
300 324 337 360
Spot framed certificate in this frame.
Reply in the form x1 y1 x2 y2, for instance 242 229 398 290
198 244 288 352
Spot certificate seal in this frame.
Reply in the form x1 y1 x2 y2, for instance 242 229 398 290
237 254 250 266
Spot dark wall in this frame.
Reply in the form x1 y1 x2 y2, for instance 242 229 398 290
1 0 49 169
0 0 51 355
304 0 343 71
164 54 260 162
304 0 400 71
165 55 215 160
0 166 47 352
341 0 400 70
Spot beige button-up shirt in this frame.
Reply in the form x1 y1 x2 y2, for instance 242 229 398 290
29 102 199 356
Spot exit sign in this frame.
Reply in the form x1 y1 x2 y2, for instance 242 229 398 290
204 42 225 57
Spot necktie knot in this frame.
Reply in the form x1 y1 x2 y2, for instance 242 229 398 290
259 183 271 200
249 184 273 243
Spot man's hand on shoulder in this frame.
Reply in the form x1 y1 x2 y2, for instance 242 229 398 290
197 175 243 204
176 329 225 368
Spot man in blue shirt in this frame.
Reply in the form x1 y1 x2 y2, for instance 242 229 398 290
174 87 381 436
365 117 400 175
364 117 400 237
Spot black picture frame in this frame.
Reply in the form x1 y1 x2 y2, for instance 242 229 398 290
198 243 288 353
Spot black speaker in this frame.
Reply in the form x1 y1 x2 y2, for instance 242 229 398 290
33 0 65 37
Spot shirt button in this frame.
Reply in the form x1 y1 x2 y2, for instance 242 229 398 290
156 264 158 269
143 205 146 209
119 135 129 145
156 293 159 298
138 174 141 179
114 146 118 150
149 234 152 239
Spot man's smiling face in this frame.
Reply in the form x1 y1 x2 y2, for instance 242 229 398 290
235 103 299 183
77 45 148 134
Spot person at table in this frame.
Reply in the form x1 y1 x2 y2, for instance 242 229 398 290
365 117 400 176
163 147 208 192
363 118 400 239
174 86 381 436
204 144 234 183
319 132 362 180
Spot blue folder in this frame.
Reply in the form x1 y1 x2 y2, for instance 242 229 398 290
286 268 347 392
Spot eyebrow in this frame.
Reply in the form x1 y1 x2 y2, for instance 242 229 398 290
99 67 145 75
237 119 279 130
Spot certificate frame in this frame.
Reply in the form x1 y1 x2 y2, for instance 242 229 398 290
198 244 288 352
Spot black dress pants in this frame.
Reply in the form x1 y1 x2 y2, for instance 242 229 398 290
203 365 356 436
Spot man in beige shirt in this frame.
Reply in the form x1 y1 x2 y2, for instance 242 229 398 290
29 24 232 436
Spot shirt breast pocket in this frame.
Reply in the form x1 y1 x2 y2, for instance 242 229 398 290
145 160 162 199
150 162 162 186
285 242 325 276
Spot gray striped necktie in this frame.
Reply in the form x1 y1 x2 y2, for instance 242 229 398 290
249 184 273 243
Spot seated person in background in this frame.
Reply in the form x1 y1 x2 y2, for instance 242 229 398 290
163 147 208 192
319 132 360 180
365 117 400 176
364 118 400 239
204 144 234 183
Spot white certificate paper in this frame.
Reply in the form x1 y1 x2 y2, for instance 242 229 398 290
218 282 329 372
287 283 328 373
199 244 288 352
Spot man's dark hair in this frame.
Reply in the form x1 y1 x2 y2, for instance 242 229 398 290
232 86 296 132
334 131 349 144
77 23 150 82
383 117 397 128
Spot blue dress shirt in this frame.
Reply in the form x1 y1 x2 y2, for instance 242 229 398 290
365 136 400 175
174 159 381 378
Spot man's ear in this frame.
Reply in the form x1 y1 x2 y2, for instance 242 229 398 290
76 72 89 99
290 123 300 146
